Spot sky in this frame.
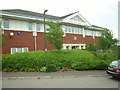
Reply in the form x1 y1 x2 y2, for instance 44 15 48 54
1 0 119 39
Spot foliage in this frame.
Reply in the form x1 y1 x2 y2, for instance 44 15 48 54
46 21 64 50
97 29 118 50
111 46 120 59
86 43 96 51
48 64 57 72
95 51 116 61
2 51 45 72
2 50 116 72
40 66 47 72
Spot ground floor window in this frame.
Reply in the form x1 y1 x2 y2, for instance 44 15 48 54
66 46 69 49
63 44 86 50
72 46 79 49
11 47 29 54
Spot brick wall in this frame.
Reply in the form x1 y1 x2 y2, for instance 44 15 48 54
1 30 99 54
63 33 98 44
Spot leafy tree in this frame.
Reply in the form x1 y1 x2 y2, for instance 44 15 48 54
46 21 64 50
97 29 118 50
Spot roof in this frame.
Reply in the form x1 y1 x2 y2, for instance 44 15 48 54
1 9 105 30
1 9 77 20
60 11 78 19
1 9 60 20
91 25 105 30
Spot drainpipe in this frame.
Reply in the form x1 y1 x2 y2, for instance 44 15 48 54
33 31 37 51
34 35 37 51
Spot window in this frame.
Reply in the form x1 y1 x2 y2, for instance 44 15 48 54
36 23 41 31
66 46 69 49
69 26 72 33
72 46 79 49
4 19 9 28
28 22 32 30
78 28 83 34
17 48 22 52
68 27 71 33
75 27 77 33
85 30 93 35
95 31 101 36
11 47 29 54
88 30 93 35
65 26 68 33
85 30 90 35
76 27 79 33
72 27 74 33
110 61 120 67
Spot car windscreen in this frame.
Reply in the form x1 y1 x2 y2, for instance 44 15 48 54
110 61 120 68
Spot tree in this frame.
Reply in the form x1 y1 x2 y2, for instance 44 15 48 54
97 29 118 50
46 21 64 50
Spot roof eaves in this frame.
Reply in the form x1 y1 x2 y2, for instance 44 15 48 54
60 11 78 19
1 9 60 20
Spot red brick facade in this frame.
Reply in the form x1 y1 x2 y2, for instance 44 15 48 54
63 33 98 44
1 30 99 54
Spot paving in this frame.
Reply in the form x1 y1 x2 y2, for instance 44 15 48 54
2 70 107 80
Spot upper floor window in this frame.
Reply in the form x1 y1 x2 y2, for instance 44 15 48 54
28 22 32 30
36 23 41 31
4 19 9 28
78 28 83 34
72 27 74 33
65 26 68 33
95 31 101 36
85 30 93 36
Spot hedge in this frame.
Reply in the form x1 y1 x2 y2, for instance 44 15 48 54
2 49 117 72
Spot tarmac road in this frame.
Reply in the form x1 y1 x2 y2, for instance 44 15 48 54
2 70 120 88
2 75 119 88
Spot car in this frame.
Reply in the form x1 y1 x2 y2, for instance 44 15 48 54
106 60 120 78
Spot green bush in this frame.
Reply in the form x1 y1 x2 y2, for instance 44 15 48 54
2 49 116 72
72 62 89 70
48 64 57 72
95 51 116 61
86 43 96 51
111 46 120 59
40 66 47 72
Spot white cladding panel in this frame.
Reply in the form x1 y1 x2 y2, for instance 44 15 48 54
3 19 101 36
10 20 28 31
5 19 44 32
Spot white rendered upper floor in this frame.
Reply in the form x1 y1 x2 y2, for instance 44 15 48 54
0 9 105 37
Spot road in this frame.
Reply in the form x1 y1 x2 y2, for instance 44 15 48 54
2 76 119 88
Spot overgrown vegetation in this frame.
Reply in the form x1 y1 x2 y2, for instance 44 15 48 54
2 49 116 72
97 29 118 51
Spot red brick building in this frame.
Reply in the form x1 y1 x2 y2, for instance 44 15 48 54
0 9 104 54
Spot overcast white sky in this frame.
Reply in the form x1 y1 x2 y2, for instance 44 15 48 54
1 0 119 39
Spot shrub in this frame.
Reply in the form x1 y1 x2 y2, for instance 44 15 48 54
111 46 120 59
2 49 116 72
93 60 110 70
95 51 116 61
40 66 47 72
71 62 89 70
48 64 57 72
86 43 96 51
